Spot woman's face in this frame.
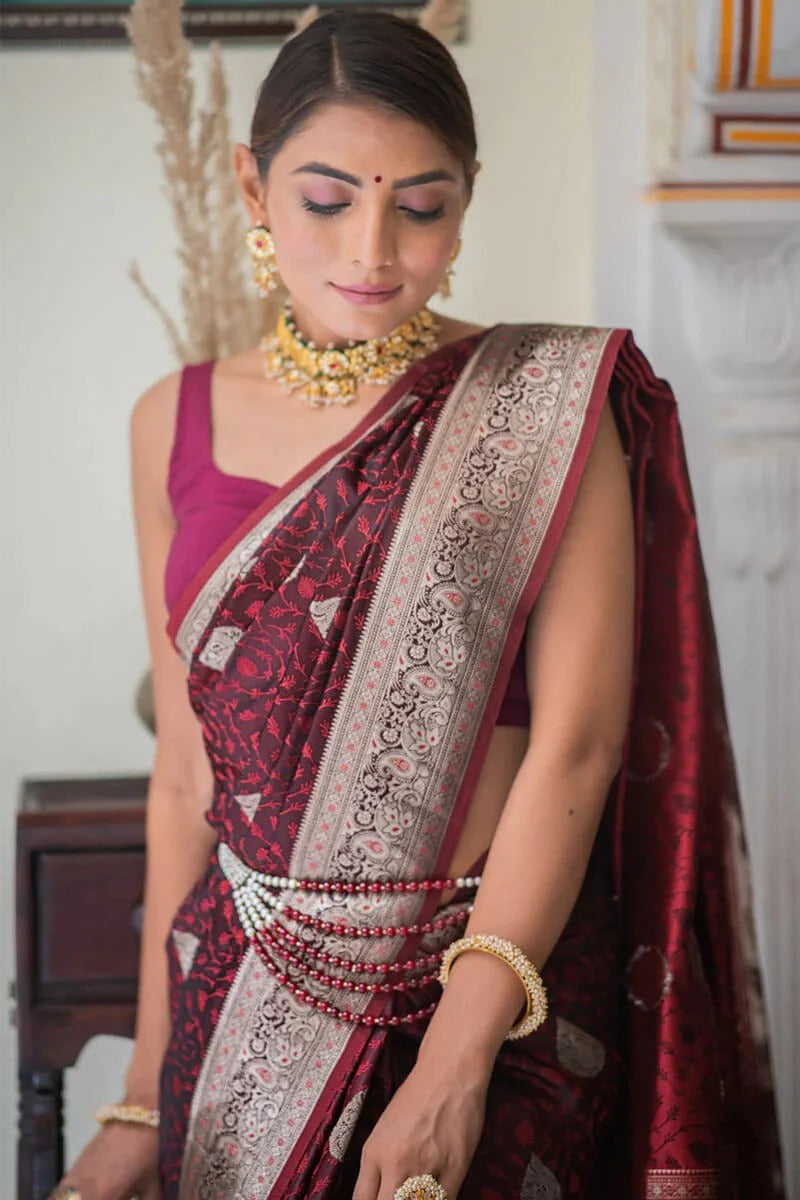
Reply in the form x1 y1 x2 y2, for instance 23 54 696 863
238 102 470 348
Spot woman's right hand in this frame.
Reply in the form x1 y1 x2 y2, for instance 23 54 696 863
48 1122 160 1200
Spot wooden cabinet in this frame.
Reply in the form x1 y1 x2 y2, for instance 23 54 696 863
15 776 148 1200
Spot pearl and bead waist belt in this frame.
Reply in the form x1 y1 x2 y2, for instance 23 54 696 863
217 842 481 1030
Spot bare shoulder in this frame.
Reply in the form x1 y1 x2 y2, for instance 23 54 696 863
130 366 183 450
539 401 633 602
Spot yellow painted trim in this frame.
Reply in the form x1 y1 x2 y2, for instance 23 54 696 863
754 0 800 86
753 75 800 88
718 0 735 90
728 129 800 144
755 0 772 85
645 185 800 202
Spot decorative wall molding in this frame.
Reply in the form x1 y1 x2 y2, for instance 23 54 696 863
646 0 696 179
695 0 800 94
711 448 797 579
648 0 800 182
663 223 800 392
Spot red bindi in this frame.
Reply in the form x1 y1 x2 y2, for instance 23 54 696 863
374 175 383 183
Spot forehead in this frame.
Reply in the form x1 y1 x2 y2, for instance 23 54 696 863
274 101 459 172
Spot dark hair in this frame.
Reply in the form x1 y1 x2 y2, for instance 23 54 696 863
249 10 477 195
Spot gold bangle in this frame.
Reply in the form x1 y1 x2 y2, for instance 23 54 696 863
438 933 548 1040
94 1102 160 1129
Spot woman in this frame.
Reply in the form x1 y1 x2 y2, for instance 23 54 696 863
53 11 784 1200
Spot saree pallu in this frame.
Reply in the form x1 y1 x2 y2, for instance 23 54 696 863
160 325 784 1199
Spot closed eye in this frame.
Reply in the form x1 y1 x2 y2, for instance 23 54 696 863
302 198 349 218
301 198 445 223
400 204 445 223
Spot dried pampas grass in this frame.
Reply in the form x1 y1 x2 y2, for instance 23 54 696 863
292 5 321 38
125 0 271 363
419 0 464 44
293 2 463 43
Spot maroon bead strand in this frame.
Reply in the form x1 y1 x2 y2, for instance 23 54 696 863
284 876 463 895
267 918 443 976
254 938 438 1029
279 900 470 940
259 927 441 995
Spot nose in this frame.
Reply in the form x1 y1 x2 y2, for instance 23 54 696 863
351 207 396 274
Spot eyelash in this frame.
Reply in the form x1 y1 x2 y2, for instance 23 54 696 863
301 198 445 223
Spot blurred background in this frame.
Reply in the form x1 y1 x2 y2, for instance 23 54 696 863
1 1 797 1196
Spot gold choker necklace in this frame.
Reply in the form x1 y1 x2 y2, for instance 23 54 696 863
259 302 439 408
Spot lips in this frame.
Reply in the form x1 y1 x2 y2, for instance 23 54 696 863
333 283 400 295
331 282 403 306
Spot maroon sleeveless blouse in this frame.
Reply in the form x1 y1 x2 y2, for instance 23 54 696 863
164 360 530 727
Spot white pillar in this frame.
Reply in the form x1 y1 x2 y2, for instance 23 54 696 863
594 0 800 1187
653 202 800 1190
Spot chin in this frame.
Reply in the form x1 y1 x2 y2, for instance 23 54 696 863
327 295 429 342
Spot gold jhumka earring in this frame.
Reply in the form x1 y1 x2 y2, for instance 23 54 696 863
245 225 280 295
437 236 462 299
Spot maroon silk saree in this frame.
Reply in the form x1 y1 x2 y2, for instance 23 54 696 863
161 325 784 1199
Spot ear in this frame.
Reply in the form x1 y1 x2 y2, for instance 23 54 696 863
234 143 270 228
464 160 482 208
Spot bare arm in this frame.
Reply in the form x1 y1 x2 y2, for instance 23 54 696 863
418 401 635 1076
51 375 219 1198
124 375 218 1104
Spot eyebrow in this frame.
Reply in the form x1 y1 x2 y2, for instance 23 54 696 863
291 162 457 189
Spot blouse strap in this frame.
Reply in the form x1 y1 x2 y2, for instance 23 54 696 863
167 360 216 502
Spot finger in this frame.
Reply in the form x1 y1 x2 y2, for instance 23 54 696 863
440 1172 462 1200
352 1155 381 1200
47 1182 83 1200
377 1163 406 1200
139 1181 162 1200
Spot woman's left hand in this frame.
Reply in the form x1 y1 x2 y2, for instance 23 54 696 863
351 1053 489 1200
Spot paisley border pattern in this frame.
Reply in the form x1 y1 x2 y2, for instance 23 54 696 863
644 1169 720 1199
177 324 617 1197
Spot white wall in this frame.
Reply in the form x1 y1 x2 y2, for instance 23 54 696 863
0 2 594 1192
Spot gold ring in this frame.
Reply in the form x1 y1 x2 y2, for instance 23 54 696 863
53 1189 83 1200
393 1175 449 1200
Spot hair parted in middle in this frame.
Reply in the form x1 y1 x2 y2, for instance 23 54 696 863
249 9 477 196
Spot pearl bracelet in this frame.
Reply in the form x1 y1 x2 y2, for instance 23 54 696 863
438 933 548 1040
94 1102 160 1129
